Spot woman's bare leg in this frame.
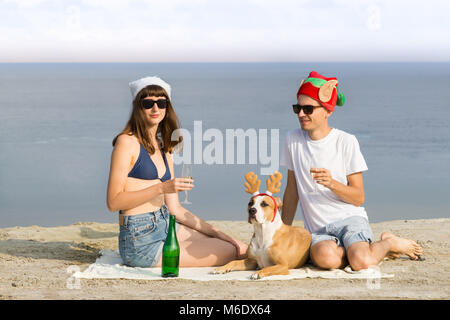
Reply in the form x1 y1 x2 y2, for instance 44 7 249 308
155 224 238 267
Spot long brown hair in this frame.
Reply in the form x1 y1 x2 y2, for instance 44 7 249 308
112 85 182 154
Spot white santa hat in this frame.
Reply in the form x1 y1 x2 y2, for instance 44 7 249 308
128 76 172 101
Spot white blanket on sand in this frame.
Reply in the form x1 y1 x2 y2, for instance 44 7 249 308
73 249 394 281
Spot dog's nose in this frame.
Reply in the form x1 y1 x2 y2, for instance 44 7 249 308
248 207 257 216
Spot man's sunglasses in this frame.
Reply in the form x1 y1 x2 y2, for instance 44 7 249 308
292 104 321 115
141 99 168 109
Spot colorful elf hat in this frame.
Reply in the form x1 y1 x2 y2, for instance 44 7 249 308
296 71 345 112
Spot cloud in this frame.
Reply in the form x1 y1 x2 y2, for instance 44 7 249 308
0 0 449 62
80 0 132 10
2 0 49 8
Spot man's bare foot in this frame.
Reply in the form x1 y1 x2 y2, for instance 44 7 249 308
381 232 423 260
380 232 401 259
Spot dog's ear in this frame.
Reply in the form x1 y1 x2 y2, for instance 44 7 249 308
274 196 282 212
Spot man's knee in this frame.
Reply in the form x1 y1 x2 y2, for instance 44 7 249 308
311 242 344 270
347 243 374 271
348 255 371 271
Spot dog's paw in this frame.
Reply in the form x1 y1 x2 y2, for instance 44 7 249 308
212 266 230 274
250 272 264 280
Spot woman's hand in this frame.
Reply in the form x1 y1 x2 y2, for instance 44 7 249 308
162 178 194 194
230 238 248 259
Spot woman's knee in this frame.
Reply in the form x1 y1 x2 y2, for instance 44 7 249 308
176 224 205 242
178 236 236 267
210 238 236 264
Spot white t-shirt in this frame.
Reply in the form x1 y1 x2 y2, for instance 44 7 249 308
280 128 369 233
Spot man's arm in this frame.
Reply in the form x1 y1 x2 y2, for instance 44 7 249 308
329 172 365 206
281 170 299 226
313 169 365 207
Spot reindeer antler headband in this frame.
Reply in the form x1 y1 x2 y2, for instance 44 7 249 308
245 172 282 222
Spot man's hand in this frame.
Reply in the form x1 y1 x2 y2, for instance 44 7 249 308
311 168 334 189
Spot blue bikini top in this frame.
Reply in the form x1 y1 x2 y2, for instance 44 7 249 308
128 144 171 182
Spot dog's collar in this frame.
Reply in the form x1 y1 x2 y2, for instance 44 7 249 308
252 193 278 223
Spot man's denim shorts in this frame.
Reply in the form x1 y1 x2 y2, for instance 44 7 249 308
118 205 180 268
310 215 374 250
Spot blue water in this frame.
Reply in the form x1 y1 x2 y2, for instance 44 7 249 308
0 62 449 228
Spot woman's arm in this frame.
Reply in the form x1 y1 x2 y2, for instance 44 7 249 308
165 192 232 241
164 153 246 257
106 135 193 212
106 135 162 212
162 153 223 237
165 192 247 258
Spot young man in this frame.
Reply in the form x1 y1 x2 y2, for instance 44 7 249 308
280 71 423 271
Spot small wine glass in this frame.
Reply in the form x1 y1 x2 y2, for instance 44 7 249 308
309 156 320 195
181 163 192 204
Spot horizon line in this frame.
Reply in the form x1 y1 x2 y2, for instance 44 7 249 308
1 61 449 64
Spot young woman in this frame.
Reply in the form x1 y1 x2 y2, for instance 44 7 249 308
107 76 247 268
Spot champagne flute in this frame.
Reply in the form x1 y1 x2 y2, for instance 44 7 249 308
181 163 192 204
309 156 320 195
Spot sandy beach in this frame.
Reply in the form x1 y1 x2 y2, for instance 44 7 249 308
0 218 448 300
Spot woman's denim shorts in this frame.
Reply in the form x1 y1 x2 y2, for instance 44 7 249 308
310 215 374 250
118 205 180 268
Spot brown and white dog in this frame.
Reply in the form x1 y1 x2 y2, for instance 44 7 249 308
213 172 311 280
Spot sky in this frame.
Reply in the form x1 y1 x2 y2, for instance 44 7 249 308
0 0 449 62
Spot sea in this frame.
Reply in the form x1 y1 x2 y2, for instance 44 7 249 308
0 62 449 228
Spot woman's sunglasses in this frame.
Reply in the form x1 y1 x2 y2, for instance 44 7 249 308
141 99 168 109
292 104 320 115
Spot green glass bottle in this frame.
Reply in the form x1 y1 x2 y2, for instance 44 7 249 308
161 214 180 277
